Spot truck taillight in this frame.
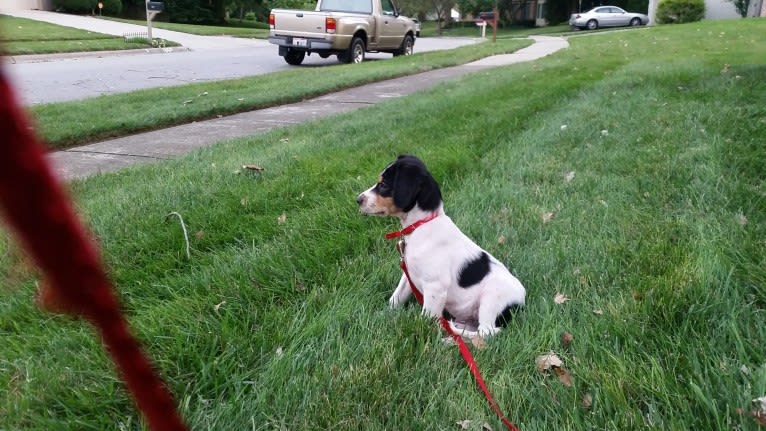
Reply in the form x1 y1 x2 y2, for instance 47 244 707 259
325 17 336 33
269 13 275 29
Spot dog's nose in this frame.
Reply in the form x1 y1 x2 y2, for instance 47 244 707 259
356 194 365 206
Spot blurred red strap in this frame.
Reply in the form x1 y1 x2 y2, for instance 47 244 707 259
0 70 187 431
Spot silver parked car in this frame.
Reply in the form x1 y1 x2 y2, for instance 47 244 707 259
569 6 649 30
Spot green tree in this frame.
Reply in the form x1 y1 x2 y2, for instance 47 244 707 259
728 0 751 16
454 0 493 18
53 0 123 14
396 0 431 18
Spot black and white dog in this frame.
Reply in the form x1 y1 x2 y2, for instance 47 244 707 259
356 155 526 337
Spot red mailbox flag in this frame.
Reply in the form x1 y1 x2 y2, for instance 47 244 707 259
0 70 187 431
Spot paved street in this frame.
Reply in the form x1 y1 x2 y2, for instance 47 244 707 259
0 10 569 180
1 10 479 105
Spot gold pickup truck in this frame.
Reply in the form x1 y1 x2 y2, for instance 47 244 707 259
268 0 416 65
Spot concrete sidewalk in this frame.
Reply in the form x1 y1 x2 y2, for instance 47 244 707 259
47 35 568 180
1 9 265 50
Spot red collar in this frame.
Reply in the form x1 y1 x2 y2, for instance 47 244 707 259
384 212 439 239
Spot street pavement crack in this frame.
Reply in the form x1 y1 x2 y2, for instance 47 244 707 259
63 149 170 160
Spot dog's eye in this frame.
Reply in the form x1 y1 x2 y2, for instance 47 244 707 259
377 182 390 192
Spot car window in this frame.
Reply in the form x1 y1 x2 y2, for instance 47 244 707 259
320 0 373 14
595 7 609 13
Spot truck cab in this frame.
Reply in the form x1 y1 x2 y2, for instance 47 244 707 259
268 0 415 65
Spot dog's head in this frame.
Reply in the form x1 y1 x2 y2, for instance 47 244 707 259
356 155 442 217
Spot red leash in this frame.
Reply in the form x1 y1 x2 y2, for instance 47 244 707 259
0 70 187 430
386 215 520 431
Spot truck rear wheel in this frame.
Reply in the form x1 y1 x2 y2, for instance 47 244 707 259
338 37 365 64
393 34 414 57
284 49 305 65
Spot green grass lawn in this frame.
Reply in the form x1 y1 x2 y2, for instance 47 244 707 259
0 14 159 55
421 20 572 38
31 38 533 150
2 18 766 430
101 16 269 38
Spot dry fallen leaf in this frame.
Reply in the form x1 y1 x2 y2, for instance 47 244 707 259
442 336 457 346
565 171 576 183
554 293 569 304
470 335 486 350
275 346 284 357
750 397 766 426
592 308 604 315
561 331 574 348
277 213 287 224
554 366 573 387
753 396 766 413
497 234 506 245
213 300 226 312
456 419 471 429
242 164 264 172
737 212 748 226
581 392 593 409
195 230 205 240
536 351 563 372
542 212 555 223
745 396 766 426
481 423 493 431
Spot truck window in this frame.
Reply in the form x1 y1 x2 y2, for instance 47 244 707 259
380 0 395 15
319 0 373 14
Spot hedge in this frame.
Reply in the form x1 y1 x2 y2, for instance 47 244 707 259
656 0 705 23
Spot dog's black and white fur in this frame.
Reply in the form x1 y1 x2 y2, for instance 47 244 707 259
356 155 526 337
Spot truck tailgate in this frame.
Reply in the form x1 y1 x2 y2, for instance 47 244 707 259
271 9 329 38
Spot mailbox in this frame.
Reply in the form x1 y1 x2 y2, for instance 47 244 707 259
147 1 164 12
478 11 495 20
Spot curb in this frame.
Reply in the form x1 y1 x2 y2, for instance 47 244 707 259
6 46 191 64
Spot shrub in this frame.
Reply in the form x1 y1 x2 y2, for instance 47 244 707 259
99 0 122 14
656 0 705 23
244 11 256 20
54 0 121 14
53 0 94 13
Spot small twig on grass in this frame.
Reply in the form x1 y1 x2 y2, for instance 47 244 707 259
164 211 190 259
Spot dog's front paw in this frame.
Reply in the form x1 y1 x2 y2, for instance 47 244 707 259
420 306 442 320
388 294 402 309
478 325 501 337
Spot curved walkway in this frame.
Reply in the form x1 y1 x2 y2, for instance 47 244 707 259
1 9 267 50
47 35 568 180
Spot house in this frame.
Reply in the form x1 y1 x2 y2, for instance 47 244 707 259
2 0 54 10
704 0 741 18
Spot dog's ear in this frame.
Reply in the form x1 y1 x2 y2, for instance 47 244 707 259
392 161 421 212
392 156 441 212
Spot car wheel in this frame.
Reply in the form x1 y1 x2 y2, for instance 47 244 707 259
283 49 305 65
339 37 365 64
586 19 598 30
629 17 641 26
393 34 414 57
